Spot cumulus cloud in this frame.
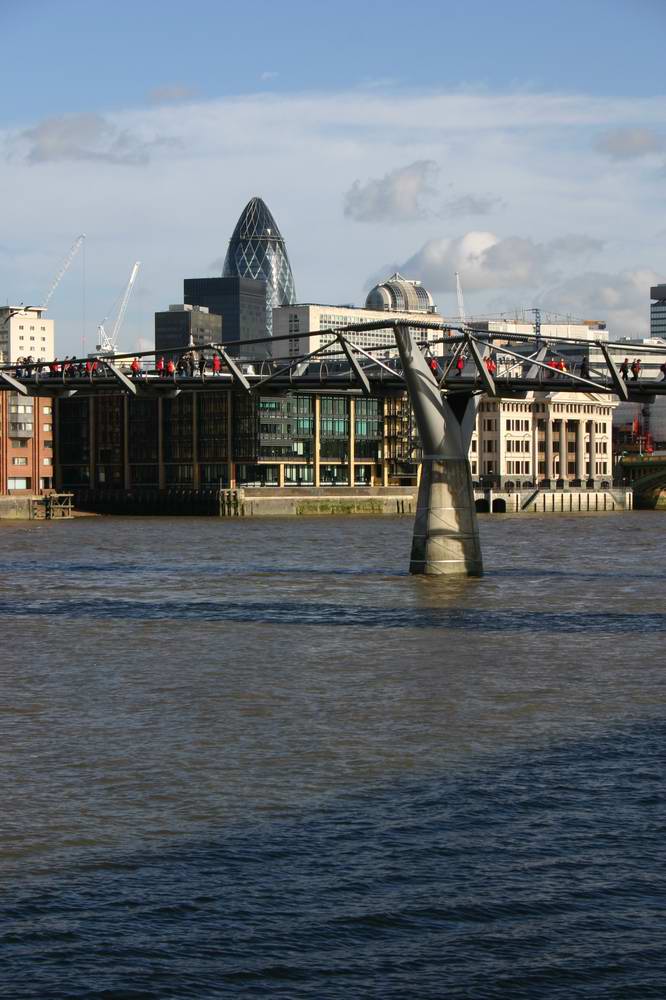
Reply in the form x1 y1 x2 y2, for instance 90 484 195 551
440 194 504 218
148 83 198 104
594 127 664 160
400 231 604 293
344 160 438 222
13 113 177 166
542 268 659 338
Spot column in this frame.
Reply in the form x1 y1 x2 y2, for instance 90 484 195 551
123 396 130 489
226 390 235 489
395 325 482 577
381 396 389 487
559 418 568 483
191 393 199 489
589 417 596 483
575 419 585 483
531 409 539 484
158 396 165 490
545 416 553 484
89 397 96 488
314 395 321 487
348 396 355 487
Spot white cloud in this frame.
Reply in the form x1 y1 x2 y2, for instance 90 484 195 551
542 268 659 338
12 113 179 166
594 127 663 160
400 231 604 293
344 160 438 222
0 87 663 353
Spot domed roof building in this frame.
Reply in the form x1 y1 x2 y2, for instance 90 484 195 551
365 272 435 314
223 197 296 337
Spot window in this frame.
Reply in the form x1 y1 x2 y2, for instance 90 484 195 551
8 478 30 490
42 458 51 466
12 457 28 465
43 424 52 432
42 406 52 414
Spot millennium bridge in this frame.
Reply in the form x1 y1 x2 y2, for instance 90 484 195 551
2 320 665 577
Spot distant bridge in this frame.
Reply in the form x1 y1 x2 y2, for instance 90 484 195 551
2 320 664 576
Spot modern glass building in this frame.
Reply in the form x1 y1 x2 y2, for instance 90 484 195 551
222 197 296 341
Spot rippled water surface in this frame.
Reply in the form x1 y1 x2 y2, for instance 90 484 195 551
1 512 665 998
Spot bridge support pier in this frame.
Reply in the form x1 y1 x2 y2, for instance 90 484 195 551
395 325 483 577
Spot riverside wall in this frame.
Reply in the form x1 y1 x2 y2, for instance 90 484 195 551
63 484 633 517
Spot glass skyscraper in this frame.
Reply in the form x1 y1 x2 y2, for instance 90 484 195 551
222 197 296 339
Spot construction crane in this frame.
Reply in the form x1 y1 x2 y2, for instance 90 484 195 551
455 271 466 327
41 234 86 309
96 261 141 354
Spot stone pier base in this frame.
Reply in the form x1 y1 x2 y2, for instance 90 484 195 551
410 459 483 576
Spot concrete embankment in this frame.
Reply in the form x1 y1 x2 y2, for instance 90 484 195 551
54 484 636 518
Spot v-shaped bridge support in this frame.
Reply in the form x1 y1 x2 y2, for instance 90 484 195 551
394 325 483 577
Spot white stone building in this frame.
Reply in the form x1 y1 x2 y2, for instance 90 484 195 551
471 392 615 487
0 306 55 364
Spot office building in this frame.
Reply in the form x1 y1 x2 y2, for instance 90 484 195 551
222 197 296 339
155 304 222 359
53 385 614 494
651 285 666 340
183 277 266 353
0 306 54 364
0 306 55 495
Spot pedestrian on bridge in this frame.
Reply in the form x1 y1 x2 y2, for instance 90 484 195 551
156 356 165 377
166 358 176 378
456 354 465 376
620 358 630 380
212 353 222 376
631 359 641 381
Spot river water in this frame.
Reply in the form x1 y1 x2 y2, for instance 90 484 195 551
1 511 665 999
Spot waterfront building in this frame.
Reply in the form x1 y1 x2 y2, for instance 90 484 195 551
0 393 55 494
222 197 296 341
183 277 266 355
650 284 666 340
154 304 222 359
0 307 55 496
53 386 614 495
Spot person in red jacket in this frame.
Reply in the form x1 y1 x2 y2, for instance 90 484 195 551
156 356 165 377
212 353 222 375
456 354 465 376
166 358 176 377
130 357 141 378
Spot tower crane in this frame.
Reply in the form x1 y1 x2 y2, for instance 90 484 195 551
96 261 141 354
41 234 86 309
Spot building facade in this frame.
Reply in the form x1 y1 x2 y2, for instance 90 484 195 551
273 303 445 359
0 306 55 364
222 197 296 340
53 387 614 495
183 277 266 353
154 304 222 359
0 393 55 494
0 306 55 495
651 285 666 340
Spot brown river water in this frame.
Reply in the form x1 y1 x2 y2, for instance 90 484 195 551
0 511 664 999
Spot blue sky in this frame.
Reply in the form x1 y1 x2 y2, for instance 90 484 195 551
1 0 665 353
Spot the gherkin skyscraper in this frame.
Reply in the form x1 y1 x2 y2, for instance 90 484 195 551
222 196 296 338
